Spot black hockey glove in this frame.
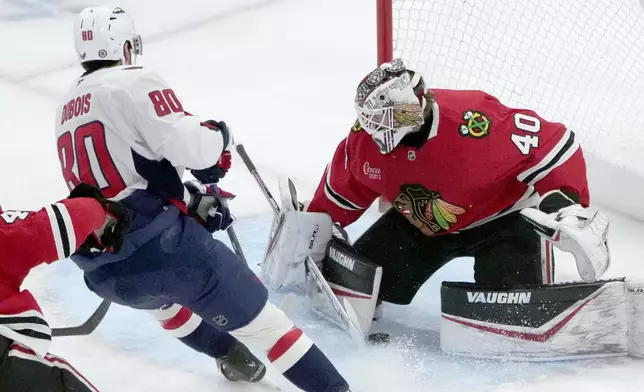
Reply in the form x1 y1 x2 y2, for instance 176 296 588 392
191 120 233 184
185 181 234 233
68 183 131 252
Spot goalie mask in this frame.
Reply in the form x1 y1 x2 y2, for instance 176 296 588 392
355 59 427 154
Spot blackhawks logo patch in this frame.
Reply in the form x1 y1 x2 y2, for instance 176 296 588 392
393 184 466 236
459 110 491 138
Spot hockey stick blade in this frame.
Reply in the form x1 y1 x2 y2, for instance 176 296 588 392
342 297 367 347
52 299 111 337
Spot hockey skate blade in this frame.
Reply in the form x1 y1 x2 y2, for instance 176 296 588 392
279 293 299 318
342 298 367 348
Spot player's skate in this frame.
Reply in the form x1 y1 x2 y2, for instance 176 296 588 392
521 203 610 282
216 339 266 383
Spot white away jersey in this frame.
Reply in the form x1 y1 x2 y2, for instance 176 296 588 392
54 65 224 202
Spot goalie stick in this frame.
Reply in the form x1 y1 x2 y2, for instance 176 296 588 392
235 143 366 345
53 196 248 336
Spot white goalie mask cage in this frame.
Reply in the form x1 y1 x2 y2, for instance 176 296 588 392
355 59 427 154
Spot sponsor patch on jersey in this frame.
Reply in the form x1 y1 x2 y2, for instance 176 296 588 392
393 184 466 236
459 110 491 138
363 162 382 180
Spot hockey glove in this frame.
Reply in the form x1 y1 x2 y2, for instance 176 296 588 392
299 200 349 243
68 183 131 252
185 181 234 233
262 177 333 290
191 120 233 184
520 190 610 282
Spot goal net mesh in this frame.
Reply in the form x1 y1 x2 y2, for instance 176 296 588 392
391 0 644 175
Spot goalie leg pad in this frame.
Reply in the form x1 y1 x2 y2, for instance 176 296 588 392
627 280 644 358
318 238 382 334
440 280 628 360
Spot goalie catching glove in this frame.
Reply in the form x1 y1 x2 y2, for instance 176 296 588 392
520 190 610 282
262 178 334 290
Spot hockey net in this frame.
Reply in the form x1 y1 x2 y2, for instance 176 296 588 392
378 0 644 176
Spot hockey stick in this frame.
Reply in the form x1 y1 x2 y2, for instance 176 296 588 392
236 143 365 344
235 144 280 214
305 256 366 346
218 197 248 265
52 298 111 337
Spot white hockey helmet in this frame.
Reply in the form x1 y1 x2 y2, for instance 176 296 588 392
74 6 142 65
355 59 427 154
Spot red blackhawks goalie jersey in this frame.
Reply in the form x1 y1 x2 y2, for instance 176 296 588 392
307 89 589 235
0 199 105 356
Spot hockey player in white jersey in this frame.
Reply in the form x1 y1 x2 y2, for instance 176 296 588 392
53 6 352 392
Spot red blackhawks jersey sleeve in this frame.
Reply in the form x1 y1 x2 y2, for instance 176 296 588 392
307 136 380 227
436 89 589 209
514 123 589 206
0 198 105 356
488 95 589 206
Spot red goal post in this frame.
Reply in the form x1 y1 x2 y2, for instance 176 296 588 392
375 0 644 214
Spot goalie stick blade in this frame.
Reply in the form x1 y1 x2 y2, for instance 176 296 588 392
342 298 367 348
305 257 366 346
52 299 111 337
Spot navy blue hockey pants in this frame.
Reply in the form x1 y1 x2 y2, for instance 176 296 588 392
71 190 268 333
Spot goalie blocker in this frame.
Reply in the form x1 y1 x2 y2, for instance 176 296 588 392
441 279 644 359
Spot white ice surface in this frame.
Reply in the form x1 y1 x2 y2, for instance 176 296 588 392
1 0 644 391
